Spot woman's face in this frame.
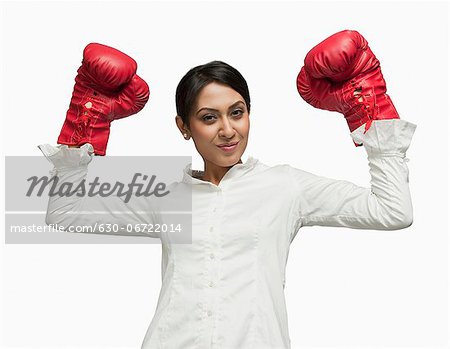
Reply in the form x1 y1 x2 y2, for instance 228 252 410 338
182 82 250 168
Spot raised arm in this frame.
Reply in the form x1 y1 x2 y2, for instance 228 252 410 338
290 29 416 238
39 42 157 238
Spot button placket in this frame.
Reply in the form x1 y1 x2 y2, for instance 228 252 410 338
204 190 222 326
207 188 222 267
206 220 218 290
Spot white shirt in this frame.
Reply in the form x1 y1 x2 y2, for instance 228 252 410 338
39 119 416 349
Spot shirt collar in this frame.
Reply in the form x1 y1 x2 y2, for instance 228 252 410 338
182 156 259 186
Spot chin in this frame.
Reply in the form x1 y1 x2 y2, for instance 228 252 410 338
199 141 247 167
219 151 244 166
206 151 239 168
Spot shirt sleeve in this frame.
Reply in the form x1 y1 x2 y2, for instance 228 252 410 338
288 119 417 238
38 143 161 238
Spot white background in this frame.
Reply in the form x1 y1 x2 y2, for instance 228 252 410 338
1 0 449 348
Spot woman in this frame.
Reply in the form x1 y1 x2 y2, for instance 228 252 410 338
39 30 416 348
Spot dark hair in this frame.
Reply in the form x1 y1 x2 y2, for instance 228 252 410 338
175 60 251 128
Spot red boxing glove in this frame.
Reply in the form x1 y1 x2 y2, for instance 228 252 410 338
57 43 150 155
296 30 399 145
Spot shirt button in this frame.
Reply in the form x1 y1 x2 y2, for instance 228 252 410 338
212 207 217 212
207 310 213 316
209 281 215 287
209 226 214 232
209 253 215 260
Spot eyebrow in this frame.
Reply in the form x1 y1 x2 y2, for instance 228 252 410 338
196 100 245 115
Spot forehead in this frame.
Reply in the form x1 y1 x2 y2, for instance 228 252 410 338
195 82 244 108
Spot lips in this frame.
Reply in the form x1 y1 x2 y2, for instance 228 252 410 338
217 141 239 147
217 141 239 153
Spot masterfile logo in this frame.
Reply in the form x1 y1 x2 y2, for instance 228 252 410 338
5 156 193 244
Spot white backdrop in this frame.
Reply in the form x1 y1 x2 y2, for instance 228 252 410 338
1 0 449 348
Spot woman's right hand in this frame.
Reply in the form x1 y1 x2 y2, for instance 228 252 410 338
56 43 150 156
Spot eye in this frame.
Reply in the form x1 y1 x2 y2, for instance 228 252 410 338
231 109 243 117
202 114 216 122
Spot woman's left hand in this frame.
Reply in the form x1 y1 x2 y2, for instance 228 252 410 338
296 29 400 144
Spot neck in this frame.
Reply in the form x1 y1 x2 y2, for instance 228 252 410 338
200 158 243 185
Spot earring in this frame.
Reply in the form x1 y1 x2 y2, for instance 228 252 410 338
183 133 188 139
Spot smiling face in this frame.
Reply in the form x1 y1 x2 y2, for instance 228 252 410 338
176 81 250 171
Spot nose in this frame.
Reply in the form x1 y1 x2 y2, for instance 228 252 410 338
218 117 236 139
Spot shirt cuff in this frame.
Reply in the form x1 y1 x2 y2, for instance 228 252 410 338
350 119 417 155
37 143 95 170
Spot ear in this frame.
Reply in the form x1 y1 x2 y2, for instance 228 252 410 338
175 115 190 138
